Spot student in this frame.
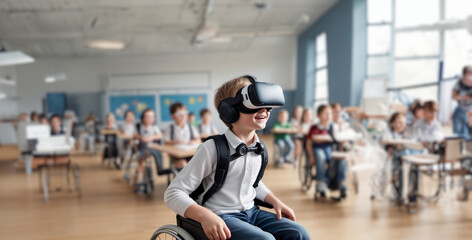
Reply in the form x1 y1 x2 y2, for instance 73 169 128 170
164 76 309 240
382 112 412 202
120 110 137 137
198 108 218 136
39 114 48 125
164 102 200 169
49 114 65 135
188 112 198 127
135 108 163 193
291 105 304 160
103 113 119 168
273 110 295 167
330 103 347 133
452 65 472 140
30 111 39 123
411 101 443 203
300 108 313 136
306 105 347 199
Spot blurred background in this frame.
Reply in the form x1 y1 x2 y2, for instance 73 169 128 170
0 0 472 239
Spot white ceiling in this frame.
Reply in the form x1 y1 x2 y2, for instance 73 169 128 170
0 0 337 57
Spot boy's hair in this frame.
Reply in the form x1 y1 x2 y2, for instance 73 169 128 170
39 113 47 121
30 111 37 121
330 102 342 110
49 114 61 123
188 112 195 117
412 102 424 117
170 102 185 115
389 112 405 126
278 109 288 117
124 110 135 118
214 76 253 129
463 65 472 75
200 108 211 117
140 108 155 122
423 101 438 112
317 104 328 116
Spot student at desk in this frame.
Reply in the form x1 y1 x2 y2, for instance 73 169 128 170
410 101 444 203
103 113 119 168
164 102 200 170
50 114 65 135
382 112 414 202
134 108 164 193
197 108 218 137
120 110 137 137
291 105 304 161
306 105 347 199
273 109 295 167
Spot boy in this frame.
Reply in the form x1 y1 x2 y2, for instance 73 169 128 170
273 109 295 167
198 108 218 136
164 76 309 240
164 102 200 168
410 101 443 203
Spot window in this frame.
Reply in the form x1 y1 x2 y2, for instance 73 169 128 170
395 0 440 28
314 33 328 110
366 0 392 78
444 29 472 78
445 0 472 20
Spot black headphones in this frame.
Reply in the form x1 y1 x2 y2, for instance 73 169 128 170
218 75 257 124
230 142 264 160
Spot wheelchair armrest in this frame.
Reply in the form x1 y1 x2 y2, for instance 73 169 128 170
254 198 273 209
176 215 209 240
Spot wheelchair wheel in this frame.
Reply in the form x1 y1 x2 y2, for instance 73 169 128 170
298 151 312 191
150 224 195 240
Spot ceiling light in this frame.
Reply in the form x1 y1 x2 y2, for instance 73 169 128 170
87 40 125 50
0 51 35 67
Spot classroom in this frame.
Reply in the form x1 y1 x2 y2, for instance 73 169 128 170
0 0 471 239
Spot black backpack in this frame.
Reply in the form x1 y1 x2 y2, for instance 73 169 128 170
189 134 268 206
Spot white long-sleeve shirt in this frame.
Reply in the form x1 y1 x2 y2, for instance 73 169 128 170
164 129 271 216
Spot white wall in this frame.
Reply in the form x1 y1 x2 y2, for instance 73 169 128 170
14 39 297 128
0 65 19 119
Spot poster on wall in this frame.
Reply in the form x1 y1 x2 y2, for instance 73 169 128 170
109 95 156 121
160 94 207 122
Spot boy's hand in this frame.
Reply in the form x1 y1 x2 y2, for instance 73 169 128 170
200 212 231 240
272 200 296 221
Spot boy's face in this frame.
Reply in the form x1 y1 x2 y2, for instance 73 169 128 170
278 112 288 124
462 70 472 86
318 108 332 124
188 114 195 123
143 111 155 126
236 108 270 131
414 108 424 119
302 110 313 123
125 113 135 123
331 106 341 123
392 115 406 133
50 117 61 131
172 107 188 126
294 107 303 119
40 118 48 125
106 115 115 126
202 113 211 124
424 109 437 122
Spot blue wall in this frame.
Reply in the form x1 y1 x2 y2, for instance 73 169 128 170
296 0 366 108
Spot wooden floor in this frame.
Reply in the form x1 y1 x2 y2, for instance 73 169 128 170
0 137 471 240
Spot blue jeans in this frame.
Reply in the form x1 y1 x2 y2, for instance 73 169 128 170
453 106 470 140
313 146 348 192
219 206 310 240
275 138 295 163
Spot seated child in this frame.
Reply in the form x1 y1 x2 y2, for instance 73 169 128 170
39 114 48 125
188 112 198 127
120 110 137 137
49 114 65 135
291 106 304 160
135 108 163 193
411 100 443 202
382 112 413 202
197 108 218 137
164 102 200 169
164 76 309 240
300 108 313 136
273 109 295 167
306 105 348 199
103 113 119 168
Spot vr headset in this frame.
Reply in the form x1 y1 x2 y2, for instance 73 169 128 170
218 75 285 124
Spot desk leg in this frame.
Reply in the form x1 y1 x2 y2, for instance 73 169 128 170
41 166 49 202
66 163 72 192
403 162 410 203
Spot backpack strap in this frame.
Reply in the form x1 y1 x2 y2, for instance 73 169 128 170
170 124 174 141
253 139 268 188
189 123 195 140
136 123 141 134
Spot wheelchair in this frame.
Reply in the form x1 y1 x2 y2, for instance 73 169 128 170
150 200 273 240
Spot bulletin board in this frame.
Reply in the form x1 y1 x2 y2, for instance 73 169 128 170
109 95 156 121
160 94 208 122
